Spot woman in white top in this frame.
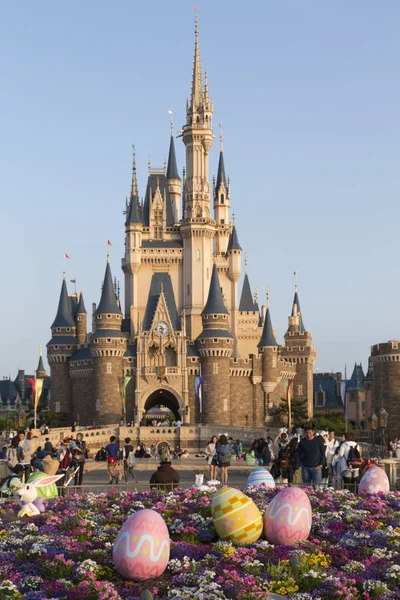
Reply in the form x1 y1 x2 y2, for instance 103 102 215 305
338 432 360 490
205 435 218 480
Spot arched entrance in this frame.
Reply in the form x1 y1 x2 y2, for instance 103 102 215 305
144 389 182 422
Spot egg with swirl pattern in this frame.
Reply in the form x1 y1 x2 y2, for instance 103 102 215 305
113 509 170 580
264 487 312 545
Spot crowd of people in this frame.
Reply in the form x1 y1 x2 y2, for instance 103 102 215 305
202 425 369 490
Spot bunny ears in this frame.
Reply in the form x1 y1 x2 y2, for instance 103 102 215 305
30 474 64 488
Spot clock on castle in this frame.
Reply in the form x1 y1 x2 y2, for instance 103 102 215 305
47 18 316 428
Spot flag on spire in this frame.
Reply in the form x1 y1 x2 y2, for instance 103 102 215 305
64 251 70 259
107 240 112 247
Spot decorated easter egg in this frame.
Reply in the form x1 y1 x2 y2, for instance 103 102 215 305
247 468 275 489
264 487 312 545
211 486 263 545
113 509 170 580
358 466 390 494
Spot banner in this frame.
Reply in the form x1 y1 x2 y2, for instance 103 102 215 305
121 376 132 413
27 377 35 401
195 376 205 413
35 379 44 410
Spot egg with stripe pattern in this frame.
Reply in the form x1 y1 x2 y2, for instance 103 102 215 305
247 468 275 489
211 487 263 546
264 487 312 545
113 509 170 580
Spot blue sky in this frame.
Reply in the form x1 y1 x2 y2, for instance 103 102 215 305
1 1 399 377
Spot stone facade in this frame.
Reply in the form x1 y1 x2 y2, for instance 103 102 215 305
370 342 400 439
47 19 316 427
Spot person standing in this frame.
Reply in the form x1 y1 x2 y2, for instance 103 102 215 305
122 437 137 483
295 424 326 489
338 433 361 490
326 429 339 485
205 435 218 480
6 436 24 471
105 436 120 485
72 433 86 485
216 434 231 485
150 447 180 491
18 430 32 483
235 439 243 461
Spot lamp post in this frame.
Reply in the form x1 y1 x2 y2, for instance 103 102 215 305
371 413 378 457
379 407 388 458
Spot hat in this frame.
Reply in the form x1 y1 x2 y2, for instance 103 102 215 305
42 454 60 476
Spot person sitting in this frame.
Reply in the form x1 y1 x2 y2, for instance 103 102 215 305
35 446 47 460
245 448 257 466
172 445 183 459
180 449 189 459
150 448 180 491
44 438 54 456
135 443 146 459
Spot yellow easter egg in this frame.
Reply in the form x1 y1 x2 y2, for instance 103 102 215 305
211 486 262 546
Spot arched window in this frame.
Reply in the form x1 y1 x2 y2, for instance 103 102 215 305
221 194 224 204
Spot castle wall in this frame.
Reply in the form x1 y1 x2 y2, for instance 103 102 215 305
93 356 124 425
49 361 72 414
71 373 94 425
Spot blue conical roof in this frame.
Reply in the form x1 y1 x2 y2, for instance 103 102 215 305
202 264 229 316
258 308 278 347
166 135 180 180
96 262 121 315
227 225 242 252
239 274 257 311
36 354 46 375
51 278 75 328
77 292 86 314
347 363 366 391
291 291 306 333
216 150 227 192
126 194 142 224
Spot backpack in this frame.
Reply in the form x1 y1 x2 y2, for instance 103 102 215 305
127 451 136 468
347 445 362 469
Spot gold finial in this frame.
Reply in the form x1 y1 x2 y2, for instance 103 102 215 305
156 176 160 189
131 144 138 197
266 286 270 308
168 108 174 135
244 252 248 274
148 155 151 173
254 287 258 304
294 270 298 292
163 154 167 174
232 210 236 225
219 121 223 151
39 345 43 357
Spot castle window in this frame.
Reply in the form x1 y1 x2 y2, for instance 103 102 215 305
107 338 111 343
191 358 196 362
316 391 324 408
55 402 60 413
107 315 111 319
54 345 59 350
197 249 200 260
106 363 112 374
200 339 205 344
77 361 81 366
214 339 218 343
77 316 81 321
221 219 225 224
297 384 303 395
213 315 218 320
67 346 71 350
56 328 61 332
204 315 208 320
187 284 190 296
221 194 224 204
66 328 70 332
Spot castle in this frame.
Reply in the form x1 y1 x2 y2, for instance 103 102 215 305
47 19 316 427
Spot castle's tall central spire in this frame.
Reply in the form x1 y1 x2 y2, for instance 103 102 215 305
190 16 203 111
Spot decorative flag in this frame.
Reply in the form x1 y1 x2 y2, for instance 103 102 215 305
35 379 44 410
70 279 76 284
107 240 112 246
195 376 205 413
284 377 295 429
64 251 70 259
121 376 132 413
340 379 349 408
27 377 35 399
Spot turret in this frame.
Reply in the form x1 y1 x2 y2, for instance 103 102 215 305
166 132 181 223
258 292 280 419
76 292 87 345
91 259 127 424
122 146 143 327
36 346 48 378
47 275 77 415
226 224 242 281
196 264 233 424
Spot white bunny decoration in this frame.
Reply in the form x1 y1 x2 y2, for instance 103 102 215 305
13 474 64 517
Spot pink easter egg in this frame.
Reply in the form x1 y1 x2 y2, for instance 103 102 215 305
264 487 312 545
113 509 170 581
358 466 390 495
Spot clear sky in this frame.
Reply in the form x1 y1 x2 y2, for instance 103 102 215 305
1 1 400 378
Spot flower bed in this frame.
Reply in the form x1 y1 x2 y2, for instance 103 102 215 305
1 487 400 599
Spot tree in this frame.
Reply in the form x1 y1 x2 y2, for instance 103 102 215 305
311 413 355 436
271 397 309 428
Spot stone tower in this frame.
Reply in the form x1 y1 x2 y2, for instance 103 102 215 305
258 298 280 421
92 259 127 424
181 17 215 340
196 264 234 425
370 341 400 439
76 293 87 345
281 289 316 417
47 276 77 414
